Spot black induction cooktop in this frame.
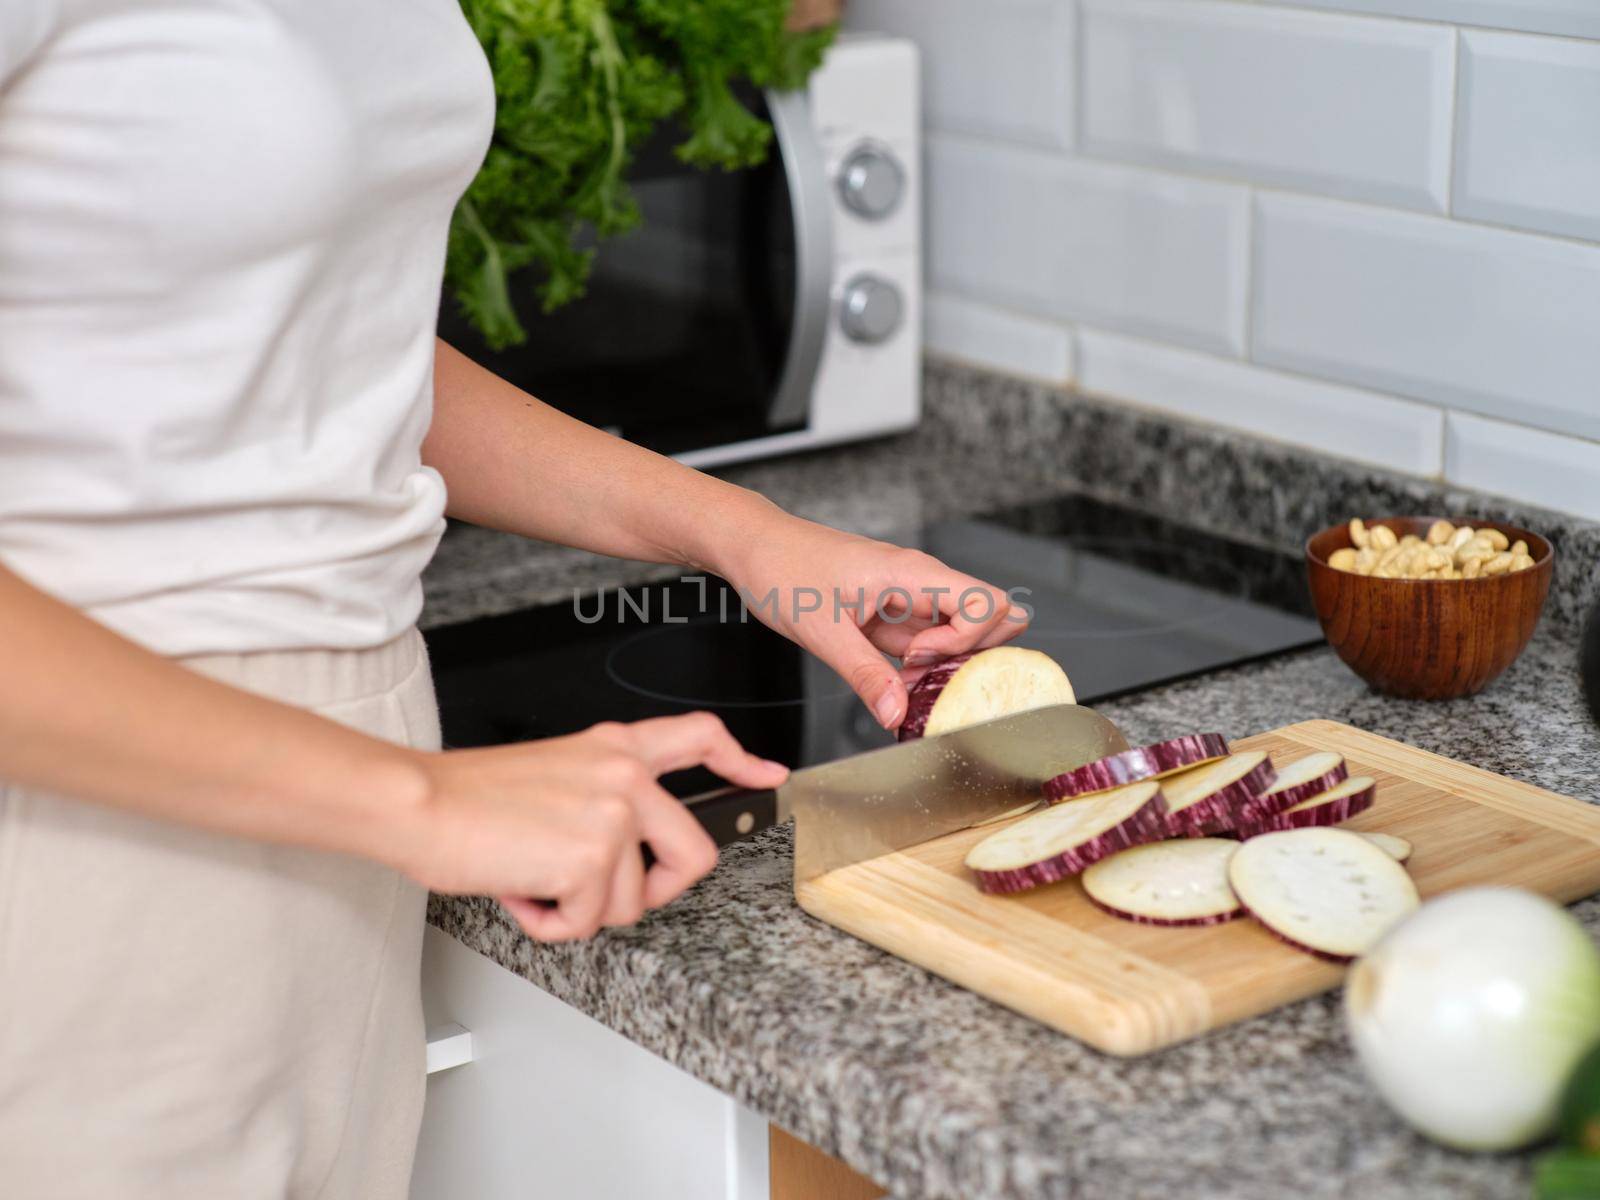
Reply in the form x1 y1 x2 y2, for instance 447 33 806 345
424 494 1323 796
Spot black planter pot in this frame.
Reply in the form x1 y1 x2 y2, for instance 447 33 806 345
1584 593 1600 728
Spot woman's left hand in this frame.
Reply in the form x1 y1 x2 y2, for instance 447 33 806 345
715 510 1030 731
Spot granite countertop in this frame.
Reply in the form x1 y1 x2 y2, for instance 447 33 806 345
425 361 1600 1200
424 361 1600 638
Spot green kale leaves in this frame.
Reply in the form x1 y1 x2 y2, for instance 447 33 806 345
447 0 835 349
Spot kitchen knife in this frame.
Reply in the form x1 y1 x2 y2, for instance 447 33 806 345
680 703 1129 884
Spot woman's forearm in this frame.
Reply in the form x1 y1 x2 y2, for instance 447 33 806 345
425 338 789 575
0 564 429 866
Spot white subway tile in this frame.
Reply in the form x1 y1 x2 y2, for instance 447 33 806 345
1252 192 1600 443
924 293 1076 382
1081 0 1453 211
1454 31 1600 243
926 135 1249 355
1281 1 1600 41
1445 412 1600 520
841 0 1074 148
1078 328 1444 474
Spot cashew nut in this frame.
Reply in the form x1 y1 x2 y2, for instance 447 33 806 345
1482 552 1514 576
1337 517 1540 582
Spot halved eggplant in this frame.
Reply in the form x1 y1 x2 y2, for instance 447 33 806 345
1161 751 1278 836
1081 838 1243 926
1043 733 1230 802
1244 752 1348 820
1238 776 1377 836
965 780 1168 894
898 647 1075 742
1227 827 1419 962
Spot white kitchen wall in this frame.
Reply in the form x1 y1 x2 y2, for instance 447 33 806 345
843 0 1600 520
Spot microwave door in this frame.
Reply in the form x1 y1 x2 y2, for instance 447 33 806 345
437 88 822 457
762 85 832 433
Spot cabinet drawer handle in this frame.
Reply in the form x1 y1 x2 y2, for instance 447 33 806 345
425 1023 473 1075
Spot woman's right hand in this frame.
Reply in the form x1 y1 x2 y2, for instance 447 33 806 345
401 713 788 942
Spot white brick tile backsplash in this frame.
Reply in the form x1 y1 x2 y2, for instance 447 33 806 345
886 0 1600 517
1281 1 1600 41
1078 328 1445 474
924 292 1076 383
1454 31 1600 242
926 135 1249 355
1080 0 1453 211
841 0 1074 148
1252 192 1600 443
1445 413 1600 521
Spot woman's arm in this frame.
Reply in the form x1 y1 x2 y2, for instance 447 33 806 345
0 562 777 939
426 339 1029 728
0 563 427 857
425 339 779 573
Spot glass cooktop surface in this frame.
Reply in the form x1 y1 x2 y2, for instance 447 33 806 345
424 494 1323 795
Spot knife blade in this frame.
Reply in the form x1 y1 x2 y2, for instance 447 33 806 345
681 703 1128 884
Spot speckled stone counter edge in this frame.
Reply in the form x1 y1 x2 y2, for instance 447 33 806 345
422 358 1600 638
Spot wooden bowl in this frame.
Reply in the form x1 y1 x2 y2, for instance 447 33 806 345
1305 517 1553 700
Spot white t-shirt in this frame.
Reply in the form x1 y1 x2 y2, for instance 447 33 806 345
0 0 494 655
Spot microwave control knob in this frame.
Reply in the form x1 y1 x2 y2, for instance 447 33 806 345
839 274 903 344
837 144 904 220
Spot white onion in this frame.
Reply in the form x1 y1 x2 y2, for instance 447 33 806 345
1344 887 1600 1151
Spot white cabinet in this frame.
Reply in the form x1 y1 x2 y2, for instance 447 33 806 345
412 926 770 1200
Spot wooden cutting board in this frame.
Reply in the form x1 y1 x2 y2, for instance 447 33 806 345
795 720 1600 1057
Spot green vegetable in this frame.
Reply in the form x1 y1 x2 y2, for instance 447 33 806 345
1535 1151 1600 1200
448 0 835 349
1560 1043 1600 1155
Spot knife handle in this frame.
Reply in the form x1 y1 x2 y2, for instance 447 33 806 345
678 785 781 847
526 790 781 908
640 784 784 870
637 788 780 872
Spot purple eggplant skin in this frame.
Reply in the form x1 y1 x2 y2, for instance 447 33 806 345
1239 907 1358 964
896 654 974 742
1235 782 1376 838
1246 762 1350 819
971 794 1170 895
1044 733 1230 801
1086 896 1245 927
1167 794 1245 838
1165 758 1279 838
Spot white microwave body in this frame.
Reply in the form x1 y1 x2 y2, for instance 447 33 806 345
680 34 923 468
438 35 921 468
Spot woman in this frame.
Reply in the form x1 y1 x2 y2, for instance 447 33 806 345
0 4 1022 1196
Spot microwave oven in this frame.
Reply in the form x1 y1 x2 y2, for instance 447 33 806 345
438 34 921 469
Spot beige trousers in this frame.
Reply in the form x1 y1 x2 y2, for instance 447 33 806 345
0 629 441 1200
